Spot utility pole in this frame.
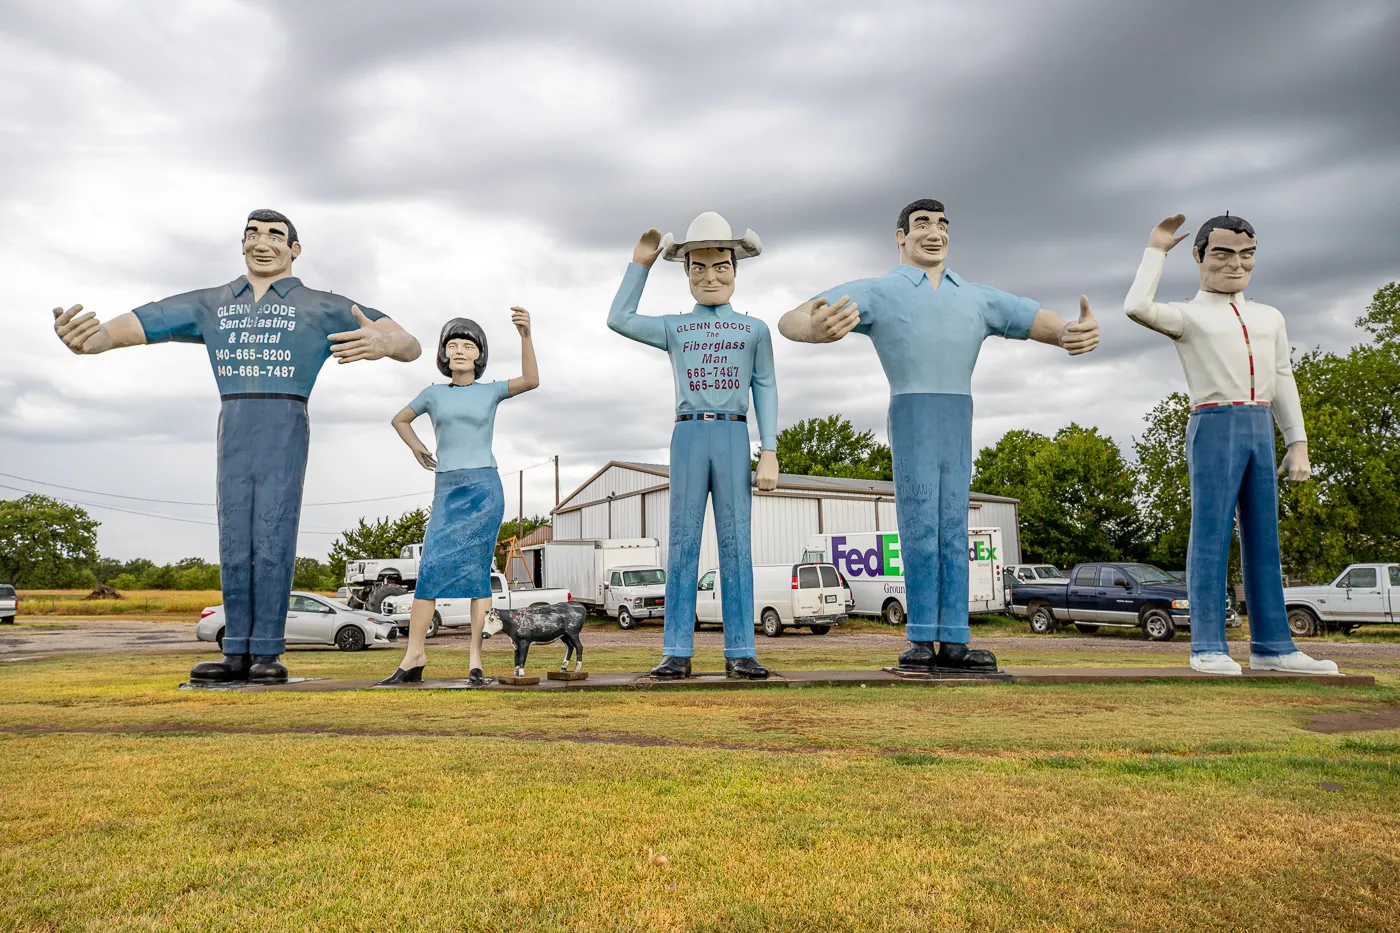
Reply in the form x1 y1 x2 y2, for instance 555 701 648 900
554 455 560 508
518 470 524 538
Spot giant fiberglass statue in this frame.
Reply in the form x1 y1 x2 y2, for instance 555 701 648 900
51 209 422 684
779 199 1100 674
379 309 540 687
608 212 779 680
1124 213 1337 675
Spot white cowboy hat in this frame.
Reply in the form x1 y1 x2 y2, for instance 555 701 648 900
660 211 763 263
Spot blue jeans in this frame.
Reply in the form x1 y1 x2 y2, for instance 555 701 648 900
1186 405 1297 657
889 393 974 645
662 418 757 660
216 397 309 656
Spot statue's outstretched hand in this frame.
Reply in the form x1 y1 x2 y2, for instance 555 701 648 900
53 305 110 355
329 304 391 364
1059 297 1099 355
633 229 663 269
807 295 860 343
1149 214 1190 253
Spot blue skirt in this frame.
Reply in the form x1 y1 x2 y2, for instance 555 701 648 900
416 467 505 599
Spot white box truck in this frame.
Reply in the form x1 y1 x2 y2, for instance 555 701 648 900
541 538 667 627
802 527 1006 626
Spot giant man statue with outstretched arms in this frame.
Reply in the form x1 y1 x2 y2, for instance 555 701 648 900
780 199 1100 674
52 209 422 684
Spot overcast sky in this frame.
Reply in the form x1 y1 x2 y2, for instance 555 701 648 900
2 0 1397 563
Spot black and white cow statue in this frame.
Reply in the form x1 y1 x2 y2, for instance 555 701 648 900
483 602 587 677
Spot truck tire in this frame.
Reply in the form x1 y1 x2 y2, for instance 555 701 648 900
364 582 408 615
809 625 831 636
882 600 905 627
762 608 783 638
1287 608 1319 638
618 607 638 630
427 612 441 638
335 625 366 652
1142 608 1176 642
1028 604 1058 635
216 627 225 651
1073 623 1100 634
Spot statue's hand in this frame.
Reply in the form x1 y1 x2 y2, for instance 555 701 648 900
756 449 779 492
807 296 860 343
1149 214 1190 253
633 229 663 268
413 445 438 472
510 306 531 338
329 305 391 363
53 305 110 355
1279 441 1311 482
1058 297 1100 355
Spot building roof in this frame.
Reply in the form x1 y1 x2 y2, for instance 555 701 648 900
517 523 553 547
556 460 1019 512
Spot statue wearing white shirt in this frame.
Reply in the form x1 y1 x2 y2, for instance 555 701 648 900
1125 214 1337 676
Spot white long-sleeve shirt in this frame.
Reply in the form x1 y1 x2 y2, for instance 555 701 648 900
1124 247 1306 446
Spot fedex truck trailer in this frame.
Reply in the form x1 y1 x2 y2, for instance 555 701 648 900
802 528 1006 626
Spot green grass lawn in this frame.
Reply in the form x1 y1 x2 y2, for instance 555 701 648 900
2 645 1398 931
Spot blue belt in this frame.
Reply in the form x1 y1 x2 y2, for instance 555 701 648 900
675 412 746 423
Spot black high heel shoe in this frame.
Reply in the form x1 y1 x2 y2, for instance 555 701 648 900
378 665 425 685
467 668 487 687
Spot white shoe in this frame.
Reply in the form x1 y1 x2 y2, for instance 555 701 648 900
1250 651 1340 675
1190 652 1242 675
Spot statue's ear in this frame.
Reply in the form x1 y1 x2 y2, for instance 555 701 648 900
290 241 302 261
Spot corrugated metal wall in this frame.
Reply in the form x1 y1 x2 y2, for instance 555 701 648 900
579 503 610 539
611 496 642 538
822 497 878 535
569 465 663 507
554 510 581 540
752 495 820 563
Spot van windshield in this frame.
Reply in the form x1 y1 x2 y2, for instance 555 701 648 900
622 569 665 586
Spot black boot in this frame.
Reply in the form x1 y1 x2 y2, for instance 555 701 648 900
934 642 998 673
190 654 251 684
648 656 692 680
248 655 289 684
725 657 770 680
378 665 425 685
896 641 937 672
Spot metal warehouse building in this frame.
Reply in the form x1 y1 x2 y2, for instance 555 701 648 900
546 461 1022 570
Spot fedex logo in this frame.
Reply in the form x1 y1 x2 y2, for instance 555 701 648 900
970 541 998 561
831 534 903 578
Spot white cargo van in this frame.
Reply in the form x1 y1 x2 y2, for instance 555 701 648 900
695 562 846 637
802 528 1005 625
540 538 665 621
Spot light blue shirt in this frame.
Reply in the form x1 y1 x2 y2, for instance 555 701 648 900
608 263 779 450
409 381 513 472
816 265 1040 397
133 276 386 399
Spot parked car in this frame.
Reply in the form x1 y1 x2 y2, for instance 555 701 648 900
1003 564 1068 589
196 592 398 651
378 571 571 636
1283 563 1400 636
696 562 846 637
603 566 666 630
1009 561 1238 641
0 584 16 623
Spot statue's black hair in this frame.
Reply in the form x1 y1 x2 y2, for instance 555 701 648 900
897 199 947 233
1193 213 1256 261
437 318 488 378
245 208 298 246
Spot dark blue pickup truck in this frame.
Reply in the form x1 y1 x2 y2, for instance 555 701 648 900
1008 562 1236 641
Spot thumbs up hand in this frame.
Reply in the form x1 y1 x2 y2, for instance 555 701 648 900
329 304 393 363
1058 296 1100 356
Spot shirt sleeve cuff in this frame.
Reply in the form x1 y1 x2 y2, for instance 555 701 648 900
131 303 170 343
1281 425 1307 446
1006 297 1041 340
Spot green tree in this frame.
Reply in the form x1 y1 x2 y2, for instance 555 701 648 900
757 414 893 480
327 508 431 582
293 556 336 592
1133 392 1192 567
973 425 1143 567
0 494 100 587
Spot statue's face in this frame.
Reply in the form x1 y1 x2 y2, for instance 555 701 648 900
444 338 480 375
1197 229 1256 293
242 218 300 278
687 247 736 306
896 209 949 268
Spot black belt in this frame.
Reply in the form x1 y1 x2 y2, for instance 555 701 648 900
676 412 746 423
221 393 308 403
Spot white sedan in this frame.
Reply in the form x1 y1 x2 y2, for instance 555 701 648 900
196 592 399 652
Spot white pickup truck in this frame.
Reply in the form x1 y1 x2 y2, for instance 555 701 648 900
378 571 571 636
1283 563 1400 636
343 544 423 613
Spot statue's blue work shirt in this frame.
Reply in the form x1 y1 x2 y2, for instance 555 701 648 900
408 381 513 472
815 265 1040 396
608 262 778 449
132 276 386 398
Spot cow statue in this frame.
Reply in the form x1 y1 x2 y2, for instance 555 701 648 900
483 603 587 677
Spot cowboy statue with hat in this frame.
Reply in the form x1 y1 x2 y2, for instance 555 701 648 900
608 212 779 680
